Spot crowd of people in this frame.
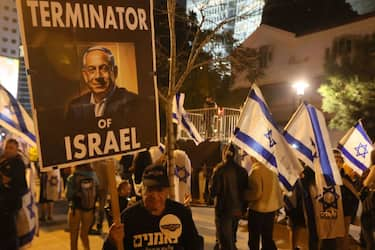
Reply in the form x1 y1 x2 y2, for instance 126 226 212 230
209 144 375 250
0 137 375 250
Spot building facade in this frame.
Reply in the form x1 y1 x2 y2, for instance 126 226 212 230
0 0 20 58
0 0 31 113
18 47 31 114
234 14 375 142
186 0 264 56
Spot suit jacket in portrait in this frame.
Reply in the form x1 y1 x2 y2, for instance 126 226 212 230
65 87 139 133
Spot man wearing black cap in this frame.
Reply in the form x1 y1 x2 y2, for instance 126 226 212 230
103 164 203 250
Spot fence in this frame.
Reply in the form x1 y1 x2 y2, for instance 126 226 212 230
179 107 241 142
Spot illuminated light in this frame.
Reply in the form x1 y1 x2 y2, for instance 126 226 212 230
0 56 19 97
293 80 309 96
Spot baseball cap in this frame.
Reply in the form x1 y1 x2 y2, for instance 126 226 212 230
142 164 170 188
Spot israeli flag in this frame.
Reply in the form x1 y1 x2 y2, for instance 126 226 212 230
18 162 39 249
338 121 373 175
172 93 203 145
149 143 166 163
284 102 342 187
232 85 303 191
0 84 36 146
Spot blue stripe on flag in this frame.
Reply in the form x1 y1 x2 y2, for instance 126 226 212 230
19 226 36 246
234 129 277 168
181 115 199 142
5 89 28 133
248 89 280 131
278 173 292 191
306 105 335 185
355 122 373 144
0 113 36 142
284 131 314 162
176 93 181 113
337 144 367 172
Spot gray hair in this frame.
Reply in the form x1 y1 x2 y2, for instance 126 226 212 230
82 46 115 67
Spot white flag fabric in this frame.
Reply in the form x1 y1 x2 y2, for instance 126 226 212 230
149 143 166 163
17 191 38 249
18 162 39 249
232 85 303 191
173 149 191 204
338 121 373 175
172 93 203 145
284 102 342 187
0 84 36 146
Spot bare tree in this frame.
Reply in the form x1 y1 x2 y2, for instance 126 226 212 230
160 0 262 199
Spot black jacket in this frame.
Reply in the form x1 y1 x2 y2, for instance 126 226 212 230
0 155 28 199
65 87 140 132
210 159 248 216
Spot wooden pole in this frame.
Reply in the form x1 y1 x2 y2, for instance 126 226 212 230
106 159 124 250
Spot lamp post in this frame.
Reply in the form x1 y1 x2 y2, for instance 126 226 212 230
292 80 309 105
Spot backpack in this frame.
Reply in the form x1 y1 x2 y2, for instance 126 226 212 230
72 173 97 210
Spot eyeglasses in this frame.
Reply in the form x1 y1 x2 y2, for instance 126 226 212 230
83 64 112 75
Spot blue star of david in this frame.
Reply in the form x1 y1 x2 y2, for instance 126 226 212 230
264 129 276 148
355 143 368 159
310 138 318 159
318 186 339 211
174 165 190 183
27 194 36 219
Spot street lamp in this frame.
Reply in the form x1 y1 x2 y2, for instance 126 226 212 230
292 80 309 96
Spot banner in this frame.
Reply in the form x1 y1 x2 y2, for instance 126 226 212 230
338 120 373 175
16 0 160 168
232 85 303 191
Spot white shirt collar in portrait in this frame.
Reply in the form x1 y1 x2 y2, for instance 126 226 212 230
90 85 117 117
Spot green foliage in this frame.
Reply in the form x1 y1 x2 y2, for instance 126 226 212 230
230 45 263 83
320 33 375 139
318 34 375 138
318 76 375 139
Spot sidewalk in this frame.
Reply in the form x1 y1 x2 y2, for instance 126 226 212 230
31 200 107 250
29 201 363 250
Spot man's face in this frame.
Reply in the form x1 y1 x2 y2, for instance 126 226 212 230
3 141 18 159
82 50 117 99
118 183 130 197
334 155 344 168
142 186 168 216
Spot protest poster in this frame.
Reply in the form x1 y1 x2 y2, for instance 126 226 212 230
16 0 160 168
